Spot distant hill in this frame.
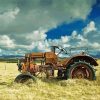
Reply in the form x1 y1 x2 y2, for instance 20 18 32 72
0 55 24 59
0 52 100 61
89 51 100 59
91 54 100 59
0 55 24 63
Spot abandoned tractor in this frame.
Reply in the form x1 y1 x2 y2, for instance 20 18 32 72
15 46 98 83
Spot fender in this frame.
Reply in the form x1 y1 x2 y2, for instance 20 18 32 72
65 55 98 67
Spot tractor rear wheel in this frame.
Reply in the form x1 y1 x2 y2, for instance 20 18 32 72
66 61 96 80
14 73 36 83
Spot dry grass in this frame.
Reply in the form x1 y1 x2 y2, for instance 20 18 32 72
0 60 100 100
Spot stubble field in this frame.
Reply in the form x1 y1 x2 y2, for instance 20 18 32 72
0 60 100 100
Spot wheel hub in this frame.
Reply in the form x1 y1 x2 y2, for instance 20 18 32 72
73 69 85 79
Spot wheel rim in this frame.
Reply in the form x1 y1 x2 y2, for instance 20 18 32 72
70 64 93 79
72 69 85 79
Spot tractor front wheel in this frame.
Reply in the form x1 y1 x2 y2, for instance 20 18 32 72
14 73 36 83
66 61 96 80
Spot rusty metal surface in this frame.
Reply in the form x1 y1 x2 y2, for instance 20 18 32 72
17 47 98 79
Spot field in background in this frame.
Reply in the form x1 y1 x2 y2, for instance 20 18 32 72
0 60 100 100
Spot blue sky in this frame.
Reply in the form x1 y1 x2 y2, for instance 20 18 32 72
0 0 100 56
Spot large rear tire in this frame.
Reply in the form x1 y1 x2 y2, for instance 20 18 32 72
66 61 96 80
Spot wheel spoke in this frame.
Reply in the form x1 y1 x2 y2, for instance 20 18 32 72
68 61 95 80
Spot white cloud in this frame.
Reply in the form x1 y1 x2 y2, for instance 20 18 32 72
57 21 100 51
26 29 47 42
72 31 78 38
83 21 97 35
1 21 99 55
91 42 100 49
0 7 20 25
25 22 99 53
15 29 48 51
0 0 95 33
15 49 26 55
0 35 15 48
24 31 70 52
80 21 100 50
78 37 88 47
0 48 2 53
77 22 100 50
37 41 45 50
61 36 69 43
24 29 49 51
28 42 36 50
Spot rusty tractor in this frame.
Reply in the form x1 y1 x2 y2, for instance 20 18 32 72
15 46 98 83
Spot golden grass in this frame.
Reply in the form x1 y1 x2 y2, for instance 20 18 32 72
0 60 100 100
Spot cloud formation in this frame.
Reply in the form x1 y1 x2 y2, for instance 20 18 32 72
0 35 15 48
20 21 100 53
0 0 99 55
0 0 96 34
0 21 100 55
0 8 20 28
83 21 97 35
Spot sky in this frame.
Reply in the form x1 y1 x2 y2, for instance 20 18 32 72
0 0 100 56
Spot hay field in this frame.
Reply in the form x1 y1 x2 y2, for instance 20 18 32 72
0 60 100 100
